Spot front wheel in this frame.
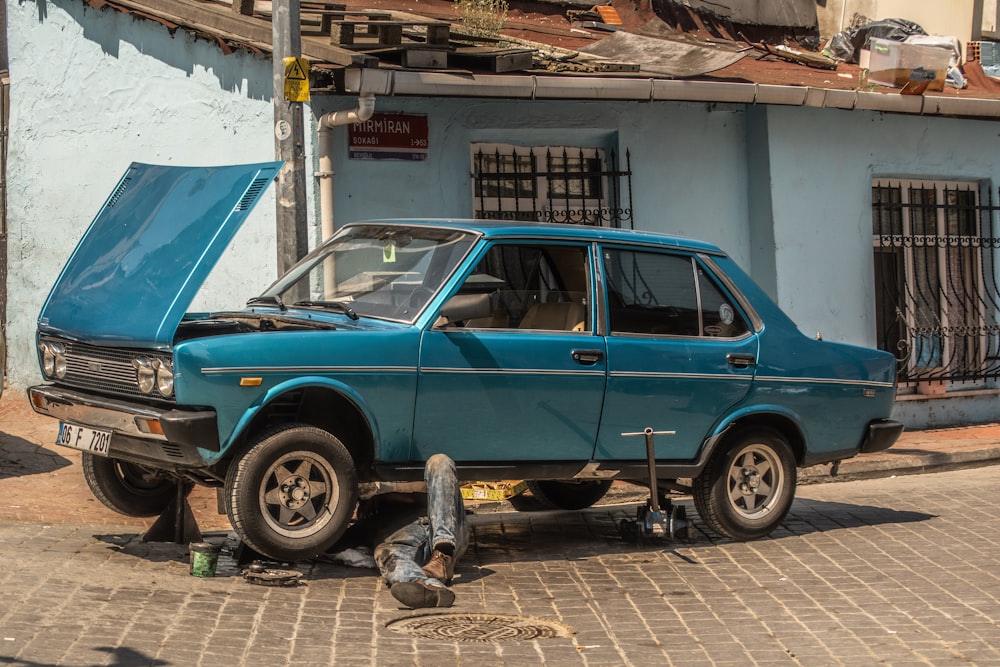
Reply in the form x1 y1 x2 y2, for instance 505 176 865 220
693 427 796 541
82 454 183 518
225 424 358 562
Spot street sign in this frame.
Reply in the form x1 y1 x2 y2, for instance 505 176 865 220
348 113 429 161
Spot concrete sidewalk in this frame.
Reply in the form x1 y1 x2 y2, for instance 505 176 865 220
2 390 999 527
800 418 1000 483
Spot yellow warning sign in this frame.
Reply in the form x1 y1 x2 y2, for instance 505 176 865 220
283 57 310 102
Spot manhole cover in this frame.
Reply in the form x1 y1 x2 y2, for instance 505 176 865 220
386 612 574 642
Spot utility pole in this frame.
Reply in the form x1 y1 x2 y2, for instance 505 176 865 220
272 0 309 276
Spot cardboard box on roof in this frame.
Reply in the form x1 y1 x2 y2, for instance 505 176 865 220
867 37 951 92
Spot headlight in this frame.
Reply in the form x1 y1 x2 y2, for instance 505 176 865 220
154 359 174 397
39 341 67 379
133 357 174 397
133 358 155 394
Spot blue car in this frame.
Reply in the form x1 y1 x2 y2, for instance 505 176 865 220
29 162 902 560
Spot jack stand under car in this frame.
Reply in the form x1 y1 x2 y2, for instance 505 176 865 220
618 428 692 543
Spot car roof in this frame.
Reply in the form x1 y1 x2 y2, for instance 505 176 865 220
348 218 726 256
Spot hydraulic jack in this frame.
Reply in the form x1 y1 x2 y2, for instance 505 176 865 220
618 427 692 542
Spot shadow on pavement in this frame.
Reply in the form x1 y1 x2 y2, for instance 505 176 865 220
0 646 167 667
83 499 935 582
467 498 936 562
0 434 72 479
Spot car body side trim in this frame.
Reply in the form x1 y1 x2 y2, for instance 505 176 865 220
610 371 750 381
754 375 895 388
200 365 417 375
420 367 606 377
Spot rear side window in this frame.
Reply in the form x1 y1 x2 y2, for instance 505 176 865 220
603 248 748 338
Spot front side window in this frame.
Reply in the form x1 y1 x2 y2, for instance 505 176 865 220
603 248 748 338
449 243 590 331
260 225 476 323
872 179 995 389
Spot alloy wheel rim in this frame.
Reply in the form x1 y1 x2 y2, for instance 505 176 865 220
726 444 783 519
259 451 339 538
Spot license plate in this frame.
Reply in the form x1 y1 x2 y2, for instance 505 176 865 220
57 422 112 456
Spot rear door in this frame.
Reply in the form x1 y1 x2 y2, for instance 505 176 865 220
595 246 758 461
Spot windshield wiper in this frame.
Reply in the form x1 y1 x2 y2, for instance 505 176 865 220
247 295 287 312
292 300 360 320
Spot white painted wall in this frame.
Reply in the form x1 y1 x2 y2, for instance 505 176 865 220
6 0 278 387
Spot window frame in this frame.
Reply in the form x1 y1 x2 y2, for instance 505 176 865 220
872 177 991 389
470 143 614 226
599 245 752 340
442 239 594 333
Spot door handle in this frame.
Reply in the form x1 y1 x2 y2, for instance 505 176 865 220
727 353 756 368
572 349 604 364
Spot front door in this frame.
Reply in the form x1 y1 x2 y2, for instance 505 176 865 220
412 241 606 462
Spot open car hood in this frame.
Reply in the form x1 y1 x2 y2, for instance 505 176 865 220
38 161 281 348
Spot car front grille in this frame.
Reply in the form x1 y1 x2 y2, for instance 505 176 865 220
41 336 176 403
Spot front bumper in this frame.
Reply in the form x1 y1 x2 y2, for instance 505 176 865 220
28 385 220 466
860 418 905 453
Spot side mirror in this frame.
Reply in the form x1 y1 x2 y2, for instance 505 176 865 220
436 293 492 326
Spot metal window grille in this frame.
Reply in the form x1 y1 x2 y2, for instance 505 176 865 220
471 145 633 228
872 179 1000 388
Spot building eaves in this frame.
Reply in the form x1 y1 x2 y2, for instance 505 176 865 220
341 66 1000 119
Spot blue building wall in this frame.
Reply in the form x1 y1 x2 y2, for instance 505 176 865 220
313 96 751 268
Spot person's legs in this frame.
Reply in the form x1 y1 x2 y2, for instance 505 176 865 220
373 520 430 587
420 453 468 584
371 454 467 608
375 518 456 608
423 453 469 556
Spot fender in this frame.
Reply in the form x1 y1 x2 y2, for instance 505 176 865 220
220 376 382 458
694 403 810 470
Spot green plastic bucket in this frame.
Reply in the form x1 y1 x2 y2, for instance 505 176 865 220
189 542 222 577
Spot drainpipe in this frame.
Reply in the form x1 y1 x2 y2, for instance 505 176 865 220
316 93 376 244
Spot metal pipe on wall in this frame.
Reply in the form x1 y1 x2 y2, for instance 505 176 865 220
316 94 376 244
315 94 375 296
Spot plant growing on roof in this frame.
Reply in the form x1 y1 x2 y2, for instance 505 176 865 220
455 0 508 38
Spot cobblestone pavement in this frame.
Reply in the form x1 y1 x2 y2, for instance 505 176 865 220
2 465 999 667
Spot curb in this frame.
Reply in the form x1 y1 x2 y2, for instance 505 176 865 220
799 446 1000 484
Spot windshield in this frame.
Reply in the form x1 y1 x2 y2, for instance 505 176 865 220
258 224 477 322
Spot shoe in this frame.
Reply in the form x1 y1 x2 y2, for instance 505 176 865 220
422 549 455 585
391 580 456 609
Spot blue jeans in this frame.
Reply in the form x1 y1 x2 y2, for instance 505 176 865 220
373 454 469 587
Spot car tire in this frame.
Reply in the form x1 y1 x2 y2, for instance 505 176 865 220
225 424 358 562
82 453 184 518
509 479 613 511
693 427 796 541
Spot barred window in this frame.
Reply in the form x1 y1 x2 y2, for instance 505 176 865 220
470 144 632 228
872 178 999 390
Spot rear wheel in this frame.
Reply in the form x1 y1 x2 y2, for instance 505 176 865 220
225 424 358 561
693 427 796 541
509 479 613 511
82 454 182 518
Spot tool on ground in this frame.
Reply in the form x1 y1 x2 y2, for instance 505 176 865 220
618 427 692 542
241 561 304 586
